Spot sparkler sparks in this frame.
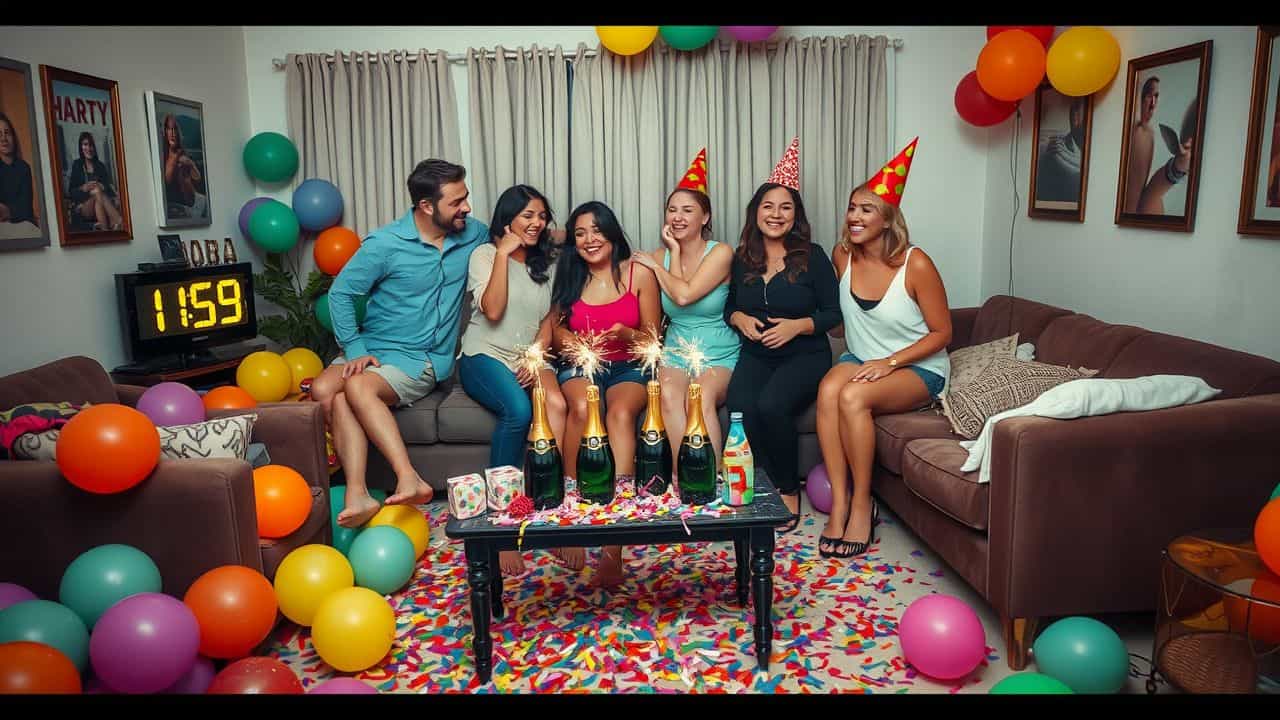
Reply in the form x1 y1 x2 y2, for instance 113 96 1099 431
564 331 609 382
514 340 551 389
629 325 665 380
671 336 707 379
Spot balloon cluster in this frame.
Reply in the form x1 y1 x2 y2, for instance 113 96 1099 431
596 26 780 56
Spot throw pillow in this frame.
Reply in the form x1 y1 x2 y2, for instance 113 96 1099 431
11 429 60 461
941 357 1099 439
944 333 1019 395
0 401 89 460
157 413 257 460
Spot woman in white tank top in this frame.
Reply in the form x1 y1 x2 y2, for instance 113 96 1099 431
813 138 954 560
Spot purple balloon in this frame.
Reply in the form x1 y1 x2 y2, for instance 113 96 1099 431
0 582 38 611
137 382 205 427
238 196 272 239
84 673 114 694
805 463 832 514
163 656 216 694
309 677 379 694
898 594 987 680
89 592 200 694
726 26 779 43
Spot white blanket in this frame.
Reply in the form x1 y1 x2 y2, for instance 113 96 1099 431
958 375 1222 484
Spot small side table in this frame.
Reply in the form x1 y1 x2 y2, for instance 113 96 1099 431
1149 529 1280 694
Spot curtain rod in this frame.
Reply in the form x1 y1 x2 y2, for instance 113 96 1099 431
271 38 904 69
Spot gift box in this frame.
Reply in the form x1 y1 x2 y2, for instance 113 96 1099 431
446 473 487 520
485 465 523 512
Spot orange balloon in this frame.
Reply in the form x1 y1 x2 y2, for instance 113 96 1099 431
56 404 160 494
183 565 279 659
313 226 361 276
976 28 1047 102
0 641 82 694
202 385 259 412
1255 498 1280 576
1225 572 1280 645
253 465 312 538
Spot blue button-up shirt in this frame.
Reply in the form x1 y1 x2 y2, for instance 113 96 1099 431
328 209 489 381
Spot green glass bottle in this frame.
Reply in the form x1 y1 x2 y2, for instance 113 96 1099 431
634 380 672 496
676 383 717 505
523 385 564 510
576 384 615 505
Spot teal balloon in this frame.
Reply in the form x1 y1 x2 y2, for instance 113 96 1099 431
58 544 162 629
242 131 299 183
315 293 368 334
347 526 416 594
329 485 386 556
990 672 1073 694
1032 616 1129 694
248 200 300 253
0 600 91 671
1270 482 1280 502
659 26 719 51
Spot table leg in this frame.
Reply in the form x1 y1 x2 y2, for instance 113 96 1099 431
464 540 494 683
734 535 750 607
488 544 505 620
750 528 776 671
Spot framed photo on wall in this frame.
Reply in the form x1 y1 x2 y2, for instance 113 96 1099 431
1239 26 1280 238
1028 83 1093 222
38 64 132 246
1114 41 1213 233
145 91 212 229
0 56 52 250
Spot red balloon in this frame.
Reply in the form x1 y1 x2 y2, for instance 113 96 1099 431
987 25 1055 48
183 566 279 659
206 657 303 694
0 642 82 694
954 71 1018 127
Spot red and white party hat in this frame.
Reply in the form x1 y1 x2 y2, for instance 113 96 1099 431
766 136 800 191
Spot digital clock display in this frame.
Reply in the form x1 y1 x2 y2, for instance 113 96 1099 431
133 273 250 340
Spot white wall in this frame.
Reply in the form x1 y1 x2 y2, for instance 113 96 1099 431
983 26 1280 361
0 26 255 376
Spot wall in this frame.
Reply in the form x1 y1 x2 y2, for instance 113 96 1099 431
982 26 1280 361
0 26 256 376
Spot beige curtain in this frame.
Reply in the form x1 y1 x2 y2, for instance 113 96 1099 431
285 50 462 236
466 45 572 227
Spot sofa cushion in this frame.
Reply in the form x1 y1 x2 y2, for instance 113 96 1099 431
395 391 444 445
969 296 1073 348
157 413 257 461
941 357 1098 439
1104 331 1280 400
436 385 498 443
1035 314 1146 374
871 410 957 475
902 439 988 531
0 356 119 411
945 333 1018 394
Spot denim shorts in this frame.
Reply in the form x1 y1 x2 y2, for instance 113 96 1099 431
556 358 646 391
837 351 945 400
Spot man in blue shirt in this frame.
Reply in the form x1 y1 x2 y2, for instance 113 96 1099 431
312 159 489 528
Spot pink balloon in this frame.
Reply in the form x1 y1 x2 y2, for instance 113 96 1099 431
805 463 832 514
163 656 216 694
726 26 779 43
309 677 379 694
899 594 987 680
136 382 206 427
0 582 38 611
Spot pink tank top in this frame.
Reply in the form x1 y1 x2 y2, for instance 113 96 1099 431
569 262 641 361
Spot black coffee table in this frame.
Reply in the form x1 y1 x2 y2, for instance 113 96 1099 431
444 470 792 684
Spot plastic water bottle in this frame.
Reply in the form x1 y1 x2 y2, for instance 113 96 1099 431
721 411 754 506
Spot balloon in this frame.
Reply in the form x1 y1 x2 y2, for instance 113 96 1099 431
1031 616 1129 693
281 348 324 395
310 587 396 672
726 26 779 43
990 672 1073 694
367 504 431 559
330 486 388 556
89 593 200 694
292 178 344 232
162 655 215 693
314 226 362 276
1257 497 1280 576
659 26 719 51
56 404 160 494
987 26 1055 48
0 600 90 671
805 464 832 514
309 676 379 694
348 526 417 595
1225 572 1280 645
0 584 38 612
954 70 1019 127
247 199 301 253
977 29 1046 102
1272 482 1280 502
59 544 162 628
207 656 303 694
596 26 659 56
0 641 81 693
137 382 205 427
253 464 313 538
238 196 272 240
242 131 299 183
236 351 292 403
314 292 368 333
182 566 278 659
898 594 987 680
1046 27 1121 97
202 385 258 412
273 544 355 626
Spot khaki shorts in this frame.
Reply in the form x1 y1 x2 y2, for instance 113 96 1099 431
331 355 437 407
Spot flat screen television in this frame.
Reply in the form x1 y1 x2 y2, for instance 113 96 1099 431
116 262 258 362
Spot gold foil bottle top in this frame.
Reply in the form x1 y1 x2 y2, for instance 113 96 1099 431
641 380 665 434
528 384 556 443
582 383 607 439
683 383 708 439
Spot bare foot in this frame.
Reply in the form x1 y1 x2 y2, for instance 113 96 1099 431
336 491 382 528
594 546 625 588
499 550 527 577
552 547 586 570
386 474 434 506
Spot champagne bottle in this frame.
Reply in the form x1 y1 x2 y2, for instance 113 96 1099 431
576 384 615 505
677 383 717 506
523 384 564 510
634 380 672 496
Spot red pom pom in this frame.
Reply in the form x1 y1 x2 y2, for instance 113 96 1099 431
508 495 534 517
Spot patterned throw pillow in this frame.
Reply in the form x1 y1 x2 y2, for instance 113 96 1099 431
11 429 60 461
944 334 1019 396
941 357 1099 439
157 414 257 460
0 401 89 460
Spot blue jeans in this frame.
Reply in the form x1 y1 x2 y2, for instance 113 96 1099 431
457 353 531 469
837 351 946 400
555 358 646 390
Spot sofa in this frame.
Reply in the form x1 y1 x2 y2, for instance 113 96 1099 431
0 356 332 600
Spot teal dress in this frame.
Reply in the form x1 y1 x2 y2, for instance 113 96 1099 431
661 240 740 372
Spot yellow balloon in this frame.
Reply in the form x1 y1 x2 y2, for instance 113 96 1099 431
236 350 292 402
272 544 354 626
311 586 396 672
1046 26 1121 97
280 347 324 394
596 26 659 56
367 504 430 559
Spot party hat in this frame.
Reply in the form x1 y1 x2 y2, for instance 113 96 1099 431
675 148 708 194
766 136 800 191
864 137 918 207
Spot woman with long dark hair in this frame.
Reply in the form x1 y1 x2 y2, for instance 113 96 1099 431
67 131 124 230
0 112 36 224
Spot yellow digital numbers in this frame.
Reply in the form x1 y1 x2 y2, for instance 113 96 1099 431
190 281 217 329
153 289 166 333
147 276 245 335
216 279 243 325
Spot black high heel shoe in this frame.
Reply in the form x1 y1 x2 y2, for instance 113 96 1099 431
833 502 879 558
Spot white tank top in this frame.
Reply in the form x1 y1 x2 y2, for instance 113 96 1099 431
838 246 950 385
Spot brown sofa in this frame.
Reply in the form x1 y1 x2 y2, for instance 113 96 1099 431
0 356 332 600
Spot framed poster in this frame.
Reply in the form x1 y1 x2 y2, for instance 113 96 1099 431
0 56 52 250
1029 83 1093 222
145 91 212 228
1238 26 1280 237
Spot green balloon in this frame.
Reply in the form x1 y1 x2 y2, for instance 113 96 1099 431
248 200 300 253
0 600 91 671
990 672 1074 694
58 544 161 629
243 131 299 183
315 293 368 334
1032 616 1129 694
659 26 720 51
328 485 386 556
1270 482 1280 502
348 525 416 595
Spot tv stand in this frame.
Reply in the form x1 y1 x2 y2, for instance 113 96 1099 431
111 342 266 389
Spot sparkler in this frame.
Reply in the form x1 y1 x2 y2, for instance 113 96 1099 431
514 339 551 390
563 330 609 382
629 324 665 381
670 336 707 379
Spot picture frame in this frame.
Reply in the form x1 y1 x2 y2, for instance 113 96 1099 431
145 91 212 229
1114 41 1212 232
1028 82 1093 222
38 64 132 246
1238 26 1280 238
0 56 53 250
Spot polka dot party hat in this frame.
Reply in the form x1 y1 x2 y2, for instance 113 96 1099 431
865 137 918 207
766 136 800 191
675 148 708 194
